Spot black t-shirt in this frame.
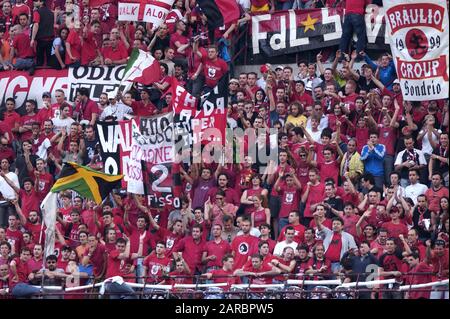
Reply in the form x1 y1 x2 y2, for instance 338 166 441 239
431 146 449 176
324 197 344 219
15 154 38 185
83 137 99 165
412 208 432 240
356 77 377 92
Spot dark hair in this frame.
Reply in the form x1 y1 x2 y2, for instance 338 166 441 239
321 128 332 139
361 173 375 185
0 241 11 251
285 226 295 234
160 62 169 75
46 254 58 262
332 217 344 225
77 88 90 97
192 223 203 232
258 241 269 249
116 238 127 245
222 254 233 263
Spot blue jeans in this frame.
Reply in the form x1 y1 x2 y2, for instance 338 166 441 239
339 14 367 53
12 283 41 298
278 217 289 235
104 282 137 299
276 0 294 10
14 58 34 70
135 257 144 283
384 155 394 185
373 175 385 190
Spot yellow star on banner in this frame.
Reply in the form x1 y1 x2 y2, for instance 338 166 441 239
301 14 318 33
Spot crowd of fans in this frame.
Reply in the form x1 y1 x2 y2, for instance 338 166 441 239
0 0 449 300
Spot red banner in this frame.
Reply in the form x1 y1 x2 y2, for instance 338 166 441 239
0 69 68 110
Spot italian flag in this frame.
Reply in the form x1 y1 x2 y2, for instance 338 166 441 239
122 48 161 85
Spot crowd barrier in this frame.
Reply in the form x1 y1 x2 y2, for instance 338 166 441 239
6 274 448 299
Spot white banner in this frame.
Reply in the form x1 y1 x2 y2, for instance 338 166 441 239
384 0 449 101
118 2 139 21
127 113 175 194
127 119 145 194
67 65 132 102
118 0 174 27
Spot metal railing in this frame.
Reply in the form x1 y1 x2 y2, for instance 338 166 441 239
5 272 448 299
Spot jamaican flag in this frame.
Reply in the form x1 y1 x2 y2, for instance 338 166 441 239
51 162 123 204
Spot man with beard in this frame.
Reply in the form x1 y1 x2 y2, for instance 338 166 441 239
15 205 44 245
32 255 67 299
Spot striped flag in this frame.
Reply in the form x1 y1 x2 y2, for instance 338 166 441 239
121 48 161 85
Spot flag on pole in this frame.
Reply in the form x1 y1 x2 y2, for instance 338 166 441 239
196 0 240 29
51 162 123 204
40 192 58 258
121 48 161 85
40 162 123 257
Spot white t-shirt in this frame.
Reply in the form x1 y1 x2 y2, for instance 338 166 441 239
52 117 75 134
0 172 20 202
419 129 441 155
273 240 299 257
404 183 428 205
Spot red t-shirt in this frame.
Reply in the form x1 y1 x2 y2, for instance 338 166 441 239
378 126 396 156
2 111 21 134
172 236 206 273
303 183 325 218
75 99 99 122
6 229 23 254
425 187 449 212
210 268 241 290
342 214 360 239
143 253 172 283
81 31 99 65
231 234 259 270
130 100 157 117
101 44 128 62
430 249 449 279
19 189 40 219
290 91 314 107
83 244 106 277
242 263 273 286
317 160 340 186
11 257 30 286
201 56 228 88
34 170 53 200
381 221 408 239
405 262 433 299
12 4 30 24
125 226 154 257
203 239 231 268
13 33 34 59
325 233 342 263
65 29 82 64
278 185 300 219
106 249 134 281
156 227 183 257
278 224 306 244
169 32 188 58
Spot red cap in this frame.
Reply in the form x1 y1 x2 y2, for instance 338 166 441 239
260 65 269 73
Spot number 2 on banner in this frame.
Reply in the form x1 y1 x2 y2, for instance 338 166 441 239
151 165 171 193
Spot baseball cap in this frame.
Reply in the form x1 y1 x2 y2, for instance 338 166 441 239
275 65 284 71
260 65 270 73
229 78 239 84
393 79 400 84
42 91 51 98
